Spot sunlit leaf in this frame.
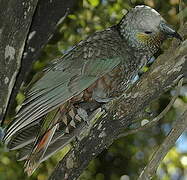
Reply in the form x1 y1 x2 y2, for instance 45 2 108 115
87 0 99 7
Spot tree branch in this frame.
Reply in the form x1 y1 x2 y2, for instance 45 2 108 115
0 0 38 123
117 78 183 138
138 109 187 180
49 23 187 180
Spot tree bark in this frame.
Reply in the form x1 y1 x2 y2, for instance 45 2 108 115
49 24 187 180
0 0 79 125
8 0 78 111
0 0 38 123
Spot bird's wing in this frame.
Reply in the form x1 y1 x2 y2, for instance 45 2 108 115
4 30 122 142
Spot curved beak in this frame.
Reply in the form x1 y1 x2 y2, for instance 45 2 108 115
160 22 183 41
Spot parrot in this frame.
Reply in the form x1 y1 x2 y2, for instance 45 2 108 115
3 5 182 175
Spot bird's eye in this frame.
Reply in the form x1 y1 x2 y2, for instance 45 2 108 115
144 31 152 34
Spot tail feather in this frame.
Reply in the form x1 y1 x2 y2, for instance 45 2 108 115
17 144 33 161
7 121 41 150
4 101 91 176
24 123 59 176
38 133 74 163
17 122 86 163
18 131 75 163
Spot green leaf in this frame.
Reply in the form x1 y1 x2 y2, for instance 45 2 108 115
68 14 77 20
87 0 99 7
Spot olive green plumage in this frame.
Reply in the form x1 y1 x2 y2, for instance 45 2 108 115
3 5 182 175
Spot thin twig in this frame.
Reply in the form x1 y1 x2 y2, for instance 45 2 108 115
138 109 187 180
117 78 183 138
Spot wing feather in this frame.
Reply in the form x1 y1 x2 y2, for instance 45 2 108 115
4 29 122 143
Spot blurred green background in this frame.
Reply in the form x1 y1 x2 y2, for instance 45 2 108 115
1 0 187 179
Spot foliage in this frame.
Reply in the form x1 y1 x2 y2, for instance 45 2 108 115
1 0 187 180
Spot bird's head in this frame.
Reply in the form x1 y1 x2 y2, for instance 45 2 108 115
119 5 182 54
